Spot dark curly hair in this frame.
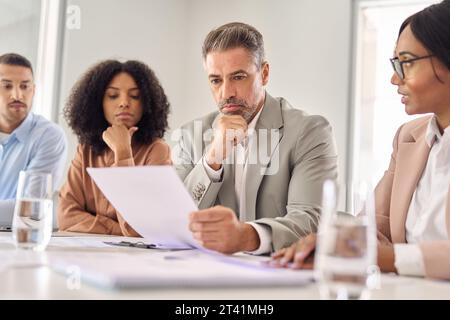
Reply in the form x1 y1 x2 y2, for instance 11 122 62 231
398 0 450 81
64 60 170 154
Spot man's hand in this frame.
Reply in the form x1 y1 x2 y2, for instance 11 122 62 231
102 124 138 162
269 233 317 269
189 205 260 254
206 115 248 170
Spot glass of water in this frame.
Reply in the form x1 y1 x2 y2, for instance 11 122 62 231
12 170 53 251
314 180 378 300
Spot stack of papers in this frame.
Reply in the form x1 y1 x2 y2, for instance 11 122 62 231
53 166 315 289
49 250 314 289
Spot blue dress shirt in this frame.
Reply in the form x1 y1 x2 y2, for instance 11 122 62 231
0 112 67 224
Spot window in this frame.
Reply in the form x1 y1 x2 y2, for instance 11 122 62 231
0 0 65 122
349 0 438 209
0 0 41 66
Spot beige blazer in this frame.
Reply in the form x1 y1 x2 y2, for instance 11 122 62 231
173 92 338 251
375 116 450 279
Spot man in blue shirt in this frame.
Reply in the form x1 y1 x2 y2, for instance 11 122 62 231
0 53 67 228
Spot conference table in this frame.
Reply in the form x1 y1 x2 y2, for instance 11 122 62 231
0 232 449 300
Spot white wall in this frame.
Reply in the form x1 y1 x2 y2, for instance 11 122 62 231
0 0 41 71
182 0 352 207
58 0 351 208
58 0 189 166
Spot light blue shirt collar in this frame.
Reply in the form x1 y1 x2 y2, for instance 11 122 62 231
7 112 34 144
0 131 9 143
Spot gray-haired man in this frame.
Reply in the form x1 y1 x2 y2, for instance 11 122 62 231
173 22 337 254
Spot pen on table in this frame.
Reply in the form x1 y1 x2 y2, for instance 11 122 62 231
103 241 156 249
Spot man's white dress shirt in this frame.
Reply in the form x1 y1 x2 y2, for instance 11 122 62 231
202 106 272 254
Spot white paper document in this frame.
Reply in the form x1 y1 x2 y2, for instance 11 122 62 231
87 166 197 249
49 250 314 289
80 166 314 290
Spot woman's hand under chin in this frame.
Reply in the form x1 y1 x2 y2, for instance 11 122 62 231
102 124 138 162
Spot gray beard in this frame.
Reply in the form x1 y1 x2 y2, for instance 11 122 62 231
221 105 257 123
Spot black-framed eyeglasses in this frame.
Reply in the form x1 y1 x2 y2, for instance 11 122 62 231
390 54 434 80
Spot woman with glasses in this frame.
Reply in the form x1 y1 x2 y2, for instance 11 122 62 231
270 0 450 279
58 60 171 236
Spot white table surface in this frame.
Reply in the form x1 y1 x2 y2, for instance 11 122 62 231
0 232 449 300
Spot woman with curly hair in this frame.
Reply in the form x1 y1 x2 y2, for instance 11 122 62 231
58 60 171 236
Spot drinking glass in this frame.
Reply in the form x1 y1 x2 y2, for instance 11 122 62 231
314 180 378 300
12 170 53 251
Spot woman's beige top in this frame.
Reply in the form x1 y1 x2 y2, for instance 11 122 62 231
58 139 171 236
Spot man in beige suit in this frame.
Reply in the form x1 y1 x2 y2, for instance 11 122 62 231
270 0 450 280
173 22 338 254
